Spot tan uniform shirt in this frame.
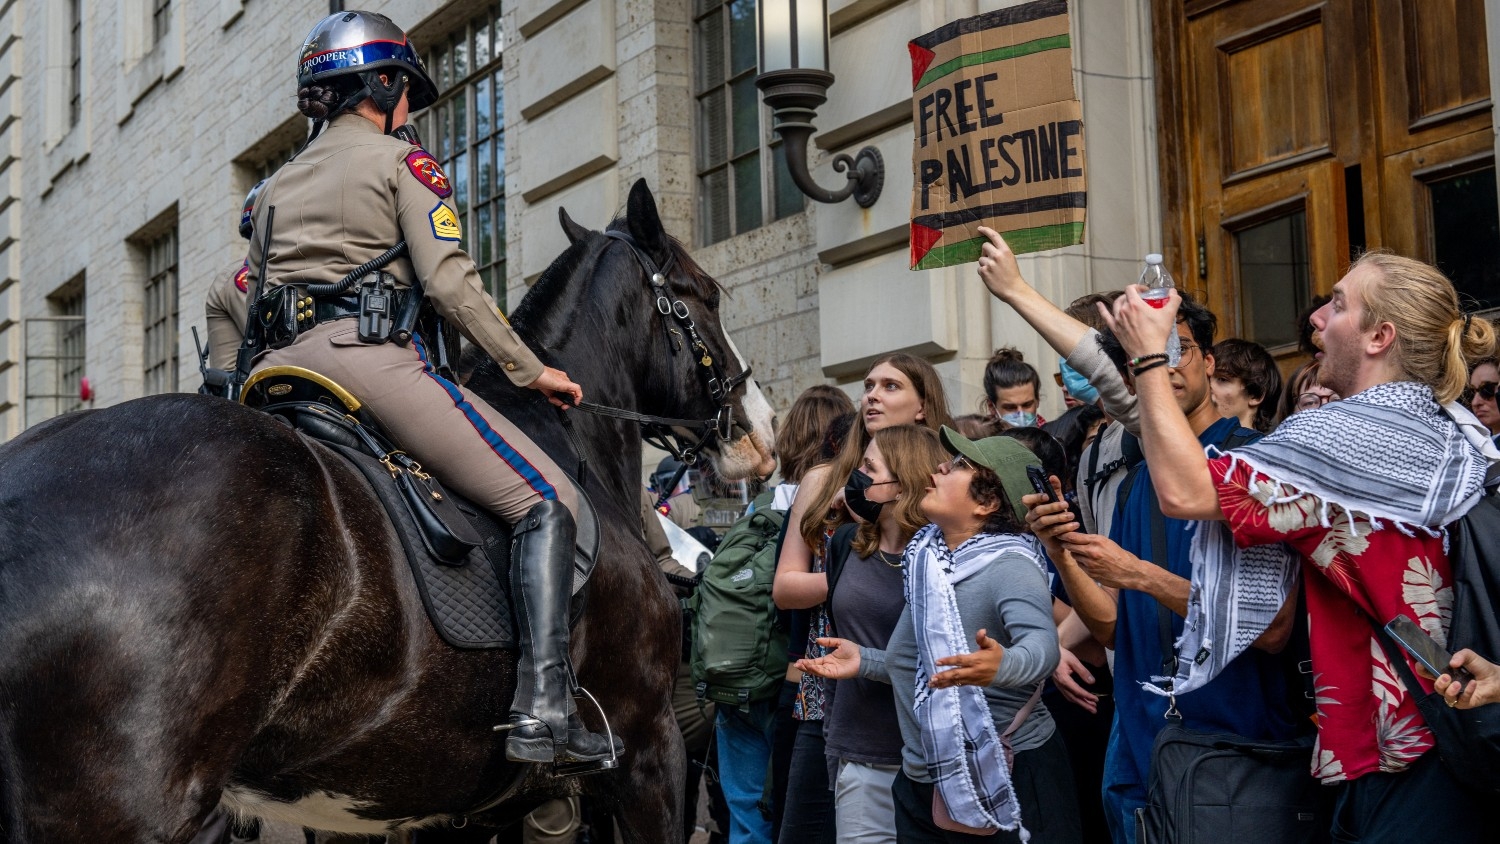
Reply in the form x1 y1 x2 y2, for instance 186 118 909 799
246 114 543 385
204 259 250 371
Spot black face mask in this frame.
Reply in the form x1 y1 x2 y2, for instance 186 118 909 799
845 469 896 523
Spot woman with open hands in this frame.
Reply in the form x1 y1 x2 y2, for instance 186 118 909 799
798 428 1080 844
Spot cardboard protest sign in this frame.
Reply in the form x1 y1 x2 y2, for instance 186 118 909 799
909 0 1086 270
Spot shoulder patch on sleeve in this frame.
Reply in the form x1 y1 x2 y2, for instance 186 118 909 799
429 203 462 241
405 150 453 198
234 261 250 293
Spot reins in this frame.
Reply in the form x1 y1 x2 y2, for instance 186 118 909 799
552 230 753 494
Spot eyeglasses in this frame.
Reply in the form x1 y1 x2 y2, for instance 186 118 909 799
938 455 974 475
1295 391 1333 412
1466 382 1499 404
1170 342 1201 368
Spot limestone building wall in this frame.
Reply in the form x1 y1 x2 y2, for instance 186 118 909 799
8 0 1162 441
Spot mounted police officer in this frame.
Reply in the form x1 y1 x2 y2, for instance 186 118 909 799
204 180 264 372
246 10 615 765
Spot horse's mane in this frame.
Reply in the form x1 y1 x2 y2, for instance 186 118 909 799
500 215 724 357
508 236 599 335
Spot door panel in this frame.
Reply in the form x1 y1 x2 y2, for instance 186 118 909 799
1216 161 1347 352
1155 0 1494 349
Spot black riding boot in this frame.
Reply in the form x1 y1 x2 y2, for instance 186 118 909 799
505 499 616 764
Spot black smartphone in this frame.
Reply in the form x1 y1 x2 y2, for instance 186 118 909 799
1025 465 1058 504
1385 614 1473 692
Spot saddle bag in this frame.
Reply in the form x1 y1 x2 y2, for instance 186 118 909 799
270 402 480 563
388 455 482 562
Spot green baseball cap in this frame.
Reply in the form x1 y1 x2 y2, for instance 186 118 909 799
939 425 1039 523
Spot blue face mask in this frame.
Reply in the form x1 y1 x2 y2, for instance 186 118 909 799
1059 359 1100 405
999 409 1038 428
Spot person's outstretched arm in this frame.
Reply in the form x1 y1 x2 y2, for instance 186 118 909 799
976 226 1138 429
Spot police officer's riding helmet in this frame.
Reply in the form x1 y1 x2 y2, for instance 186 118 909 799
239 179 267 240
297 11 438 122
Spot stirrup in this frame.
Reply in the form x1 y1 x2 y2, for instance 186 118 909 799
553 686 620 777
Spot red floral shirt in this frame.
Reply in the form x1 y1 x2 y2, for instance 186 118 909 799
1210 456 1446 783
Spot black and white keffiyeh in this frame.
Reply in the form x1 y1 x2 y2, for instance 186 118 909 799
907 524 1045 840
1157 381 1498 697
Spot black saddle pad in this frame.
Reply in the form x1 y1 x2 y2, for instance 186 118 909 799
325 441 599 650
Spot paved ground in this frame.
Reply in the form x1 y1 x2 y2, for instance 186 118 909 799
250 778 716 843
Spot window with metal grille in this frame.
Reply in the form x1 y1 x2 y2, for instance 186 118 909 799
22 280 87 426
68 0 82 128
693 0 804 246
143 229 179 394
55 285 86 408
415 5 505 301
255 136 305 183
152 0 171 47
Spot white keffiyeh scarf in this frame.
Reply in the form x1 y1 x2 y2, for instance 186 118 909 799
1158 381 1499 697
907 523 1045 840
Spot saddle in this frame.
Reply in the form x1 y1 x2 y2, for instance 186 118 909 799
241 365 600 650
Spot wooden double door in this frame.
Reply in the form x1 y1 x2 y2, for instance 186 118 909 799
1154 0 1496 356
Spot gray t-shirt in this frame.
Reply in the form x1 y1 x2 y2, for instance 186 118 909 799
858 545 1060 783
824 550 907 766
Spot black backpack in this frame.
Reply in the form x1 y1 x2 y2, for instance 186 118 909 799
1369 485 1500 794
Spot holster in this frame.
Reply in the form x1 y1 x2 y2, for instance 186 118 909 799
255 286 313 350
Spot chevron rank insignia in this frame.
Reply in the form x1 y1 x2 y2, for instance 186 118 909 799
406 150 452 198
429 203 462 241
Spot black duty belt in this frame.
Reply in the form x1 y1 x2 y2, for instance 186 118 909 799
313 291 407 324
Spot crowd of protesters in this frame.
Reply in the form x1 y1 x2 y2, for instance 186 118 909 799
623 224 1500 844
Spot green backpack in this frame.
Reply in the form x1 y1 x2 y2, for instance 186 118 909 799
688 490 789 709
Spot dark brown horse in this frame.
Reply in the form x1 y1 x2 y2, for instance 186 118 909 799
0 180 775 843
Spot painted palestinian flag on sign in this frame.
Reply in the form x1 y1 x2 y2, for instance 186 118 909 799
909 0 1086 270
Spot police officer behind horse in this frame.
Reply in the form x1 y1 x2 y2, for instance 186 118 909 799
245 10 615 766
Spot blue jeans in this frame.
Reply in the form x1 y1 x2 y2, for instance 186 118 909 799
717 702 776 844
1101 716 1145 844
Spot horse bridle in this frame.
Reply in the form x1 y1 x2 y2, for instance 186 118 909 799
555 230 753 487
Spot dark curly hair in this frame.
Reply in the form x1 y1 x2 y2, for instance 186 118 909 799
1097 289 1217 375
967 464 1028 536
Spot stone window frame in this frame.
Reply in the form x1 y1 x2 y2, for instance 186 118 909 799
51 276 86 414
142 228 179 395
67 0 82 129
151 0 172 47
415 3 507 302
692 0 804 246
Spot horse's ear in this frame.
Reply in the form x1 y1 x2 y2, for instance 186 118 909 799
625 178 668 254
558 207 591 245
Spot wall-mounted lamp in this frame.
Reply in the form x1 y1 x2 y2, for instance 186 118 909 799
755 0 883 208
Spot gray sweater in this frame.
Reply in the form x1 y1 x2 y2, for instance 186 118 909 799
858 548 1060 783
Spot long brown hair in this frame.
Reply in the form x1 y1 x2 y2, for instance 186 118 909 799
851 426 946 557
776 385 856 484
799 353 955 549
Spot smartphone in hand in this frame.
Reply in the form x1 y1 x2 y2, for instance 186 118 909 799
1026 465 1058 504
1385 614 1474 693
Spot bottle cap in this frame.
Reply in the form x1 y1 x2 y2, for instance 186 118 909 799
1145 253 1164 265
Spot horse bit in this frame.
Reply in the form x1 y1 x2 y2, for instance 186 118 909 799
553 229 752 489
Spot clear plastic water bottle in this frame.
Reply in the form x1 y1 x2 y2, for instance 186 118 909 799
1139 253 1181 367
